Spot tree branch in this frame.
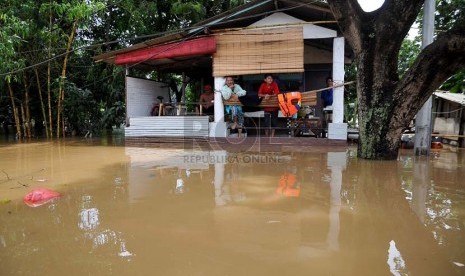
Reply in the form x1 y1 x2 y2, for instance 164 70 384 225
393 27 465 128
374 0 423 42
327 0 364 53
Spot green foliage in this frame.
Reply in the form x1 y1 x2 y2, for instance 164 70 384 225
171 1 205 26
414 0 465 93
62 82 100 135
435 0 465 94
0 12 29 76
0 0 255 137
100 100 125 130
440 69 465 93
398 39 421 77
436 0 465 31
344 63 357 127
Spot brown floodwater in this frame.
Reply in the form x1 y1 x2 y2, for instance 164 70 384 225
0 137 464 275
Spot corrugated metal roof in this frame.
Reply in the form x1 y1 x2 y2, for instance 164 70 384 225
93 0 336 65
433 90 465 106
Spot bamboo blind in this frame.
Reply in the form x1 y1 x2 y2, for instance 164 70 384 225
213 27 304 76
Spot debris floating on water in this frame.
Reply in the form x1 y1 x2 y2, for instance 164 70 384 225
23 188 61 207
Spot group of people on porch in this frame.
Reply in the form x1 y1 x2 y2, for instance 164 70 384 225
220 74 281 137
152 74 334 137
203 74 333 137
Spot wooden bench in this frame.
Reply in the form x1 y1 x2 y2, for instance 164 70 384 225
223 91 317 107
125 116 209 138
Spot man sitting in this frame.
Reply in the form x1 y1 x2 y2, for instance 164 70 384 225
198 84 215 115
150 96 164 116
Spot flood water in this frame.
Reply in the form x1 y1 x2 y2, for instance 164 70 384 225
0 138 464 275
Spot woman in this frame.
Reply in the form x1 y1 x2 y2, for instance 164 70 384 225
258 74 280 137
221 76 246 133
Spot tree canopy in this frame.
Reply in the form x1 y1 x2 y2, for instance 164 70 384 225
0 0 243 138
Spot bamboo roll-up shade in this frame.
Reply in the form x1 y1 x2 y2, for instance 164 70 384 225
213 27 304 76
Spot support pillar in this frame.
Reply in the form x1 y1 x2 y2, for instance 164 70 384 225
210 77 227 137
329 37 347 140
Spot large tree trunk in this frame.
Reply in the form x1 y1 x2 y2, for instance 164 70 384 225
356 57 401 159
328 0 465 159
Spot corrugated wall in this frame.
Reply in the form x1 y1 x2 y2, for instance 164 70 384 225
126 77 169 118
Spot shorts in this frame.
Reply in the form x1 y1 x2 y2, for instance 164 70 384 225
264 111 278 128
202 105 214 115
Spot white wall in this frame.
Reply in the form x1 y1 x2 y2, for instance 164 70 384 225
433 117 459 138
126 76 169 118
249 12 337 39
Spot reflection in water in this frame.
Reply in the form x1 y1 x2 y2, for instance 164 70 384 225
0 141 464 275
214 153 246 206
387 240 407 276
175 177 185 194
77 193 134 259
79 207 100 230
400 152 465 272
276 170 300 197
79 196 99 230
412 157 430 224
327 152 345 252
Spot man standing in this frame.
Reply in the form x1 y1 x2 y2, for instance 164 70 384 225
258 74 280 137
321 77 334 108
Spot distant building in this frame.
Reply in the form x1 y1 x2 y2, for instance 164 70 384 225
432 91 465 147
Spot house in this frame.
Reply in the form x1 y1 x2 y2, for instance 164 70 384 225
432 90 465 147
94 0 352 140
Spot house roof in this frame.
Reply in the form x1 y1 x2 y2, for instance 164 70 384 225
434 90 465 106
93 0 342 75
188 0 335 32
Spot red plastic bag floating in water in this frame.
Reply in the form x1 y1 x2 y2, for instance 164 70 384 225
23 188 61 207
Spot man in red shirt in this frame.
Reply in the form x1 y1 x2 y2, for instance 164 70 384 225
258 74 280 137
